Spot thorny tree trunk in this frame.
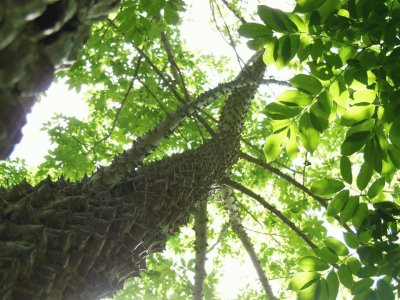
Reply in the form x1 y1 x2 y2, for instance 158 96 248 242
0 0 119 158
0 52 266 299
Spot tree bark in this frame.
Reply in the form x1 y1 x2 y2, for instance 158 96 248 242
0 52 266 299
0 0 120 159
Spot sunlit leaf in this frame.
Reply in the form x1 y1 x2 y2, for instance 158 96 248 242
324 237 349 256
310 179 344 196
290 74 323 95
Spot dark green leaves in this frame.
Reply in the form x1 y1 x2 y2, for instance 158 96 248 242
356 163 373 191
340 156 352 184
310 179 344 196
327 190 349 217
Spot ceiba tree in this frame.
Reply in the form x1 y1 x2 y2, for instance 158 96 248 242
1 0 400 299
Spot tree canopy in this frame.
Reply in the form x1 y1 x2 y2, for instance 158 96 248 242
1 0 400 299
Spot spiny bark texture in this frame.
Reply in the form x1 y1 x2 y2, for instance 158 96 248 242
221 186 276 300
0 0 120 159
193 202 208 300
0 52 265 299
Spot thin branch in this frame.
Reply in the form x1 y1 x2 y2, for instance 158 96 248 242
238 151 355 234
239 151 328 207
223 178 317 249
193 202 208 300
219 0 247 24
206 222 229 254
221 186 277 300
210 0 245 67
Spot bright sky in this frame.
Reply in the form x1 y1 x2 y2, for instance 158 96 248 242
9 0 295 298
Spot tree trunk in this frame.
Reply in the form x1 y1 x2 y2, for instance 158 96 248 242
0 52 266 299
0 0 119 158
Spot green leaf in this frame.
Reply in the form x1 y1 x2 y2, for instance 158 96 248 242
265 101 303 120
338 264 353 288
389 119 400 147
295 0 327 13
315 279 329 300
299 112 320 153
263 129 287 162
290 74 323 95
310 179 344 196
376 279 395 300
356 163 373 191
238 23 272 39
367 177 385 199
289 272 320 291
347 257 362 275
340 105 375 126
388 144 400 168
353 89 376 104
164 2 179 25
343 232 359 249
352 203 369 227
327 189 349 217
286 125 300 160
340 156 352 184
277 90 314 107
351 278 374 295
340 196 359 223
314 247 339 264
299 256 330 271
324 237 349 256
258 5 298 33
326 271 339 300
364 137 382 173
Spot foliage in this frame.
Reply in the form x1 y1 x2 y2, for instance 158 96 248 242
2 0 400 299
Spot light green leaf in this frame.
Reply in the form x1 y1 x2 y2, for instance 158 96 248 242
290 74 323 95
295 0 327 12
164 3 179 24
353 89 376 104
340 104 375 126
286 125 299 160
299 112 320 152
310 179 344 196
263 129 288 162
277 90 314 107
389 119 400 147
314 247 339 264
327 189 349 216
299 256 330 271
289 272 320 291
324 237 349 256
265 101 303 120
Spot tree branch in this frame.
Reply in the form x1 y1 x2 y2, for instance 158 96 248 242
219 0 247 24
193 202 208 300
238 151 355 233
223 178 317 249
221 186 277 300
